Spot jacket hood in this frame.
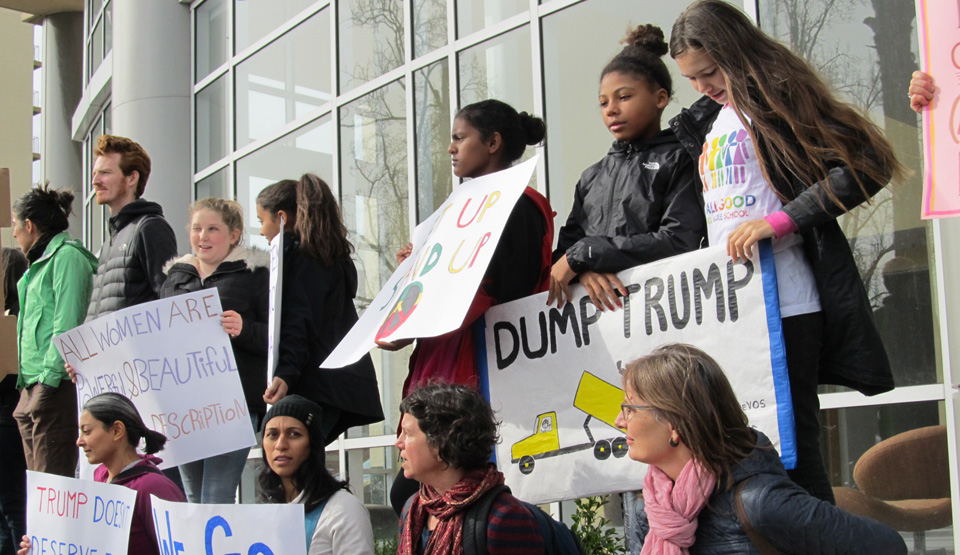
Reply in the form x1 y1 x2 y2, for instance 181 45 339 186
34 231 98 271
163 244 270 274
729 430 788 484
110 199 165 233
608 128 680 155
93 453 165 484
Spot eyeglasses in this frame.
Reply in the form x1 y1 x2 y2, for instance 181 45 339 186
620 403 656 421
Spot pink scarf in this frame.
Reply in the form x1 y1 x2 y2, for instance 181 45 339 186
641 459 717 555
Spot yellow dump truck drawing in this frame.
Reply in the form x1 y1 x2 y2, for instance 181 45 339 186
511 371 627 475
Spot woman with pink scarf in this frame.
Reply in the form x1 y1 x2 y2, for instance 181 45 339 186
616 344 906 555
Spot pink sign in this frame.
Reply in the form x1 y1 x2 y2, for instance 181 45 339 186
918 0 960 219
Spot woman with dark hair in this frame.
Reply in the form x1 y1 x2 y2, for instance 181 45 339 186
159 198 269 504
381 100 555 514
17 392 186 555
257 395 373 554
256 174 383 443
11 185 97 477
395 384 545 555
665 0 903 503
617 344 905 554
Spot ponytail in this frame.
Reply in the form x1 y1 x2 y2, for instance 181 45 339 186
83 393 168 454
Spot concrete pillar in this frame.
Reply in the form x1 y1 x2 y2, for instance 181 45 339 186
110 0 191 253
0 8 34 247
42 11 84 234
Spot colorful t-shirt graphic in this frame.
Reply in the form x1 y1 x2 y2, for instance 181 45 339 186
700 105 820 318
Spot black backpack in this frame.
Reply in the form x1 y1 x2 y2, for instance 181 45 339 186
463 485 585 555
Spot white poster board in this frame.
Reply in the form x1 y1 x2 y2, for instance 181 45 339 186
26 470 139 555
481 242 794 504
151 496 306 555
55 290 256 468
322 155 539 368
267 224 284 382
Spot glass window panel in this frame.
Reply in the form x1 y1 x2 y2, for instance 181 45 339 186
195 0 229 83
456 0 527 38
541 0 704 227
340 80 409 434
458 26 533 113
338 0 404 92
821 402 948 550
414 60 451 222
236 115 334 247
91 20 103 77
234 0 317 53
413 0 447 59
346 447 400 540
235 11 332 150
103 2 112 55
89 0 102 30
196 75 229 171
758 0 936 389
196 167 230 200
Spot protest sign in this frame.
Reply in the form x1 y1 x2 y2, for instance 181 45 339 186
917 0 960 218
26 470 138 555
55 290 256 468
481 242 793 504
322 154 539 368
267 224 284 382
151 495 306 555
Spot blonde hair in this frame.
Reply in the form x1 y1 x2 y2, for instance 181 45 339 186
189 198 245 248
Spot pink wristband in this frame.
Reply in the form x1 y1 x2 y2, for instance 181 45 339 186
764 211 797 238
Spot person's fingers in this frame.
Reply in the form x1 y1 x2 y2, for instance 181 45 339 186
608 274 627 298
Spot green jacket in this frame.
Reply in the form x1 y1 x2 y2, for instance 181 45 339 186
16 231 97 389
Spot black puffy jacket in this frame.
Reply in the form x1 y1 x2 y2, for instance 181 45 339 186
274 233 384 442
670 96 893 395
554 129 705 273
159 246 270 416
635 432 907 554
86 200 178 321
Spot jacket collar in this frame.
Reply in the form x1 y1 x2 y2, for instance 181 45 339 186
607 128 679 155
27 231 70 266
163 245 270 276
109 199 165 236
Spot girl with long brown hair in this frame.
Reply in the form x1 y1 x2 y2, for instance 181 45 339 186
666 0 903 503
256 174 383 444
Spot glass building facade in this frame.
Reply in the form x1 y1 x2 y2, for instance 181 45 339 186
55 0 954 548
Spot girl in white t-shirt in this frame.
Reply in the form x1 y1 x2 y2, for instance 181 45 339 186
667 0 904 503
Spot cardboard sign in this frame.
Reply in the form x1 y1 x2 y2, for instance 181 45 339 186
55 290 256 468
481 242 793 504
151 496 306 555
267 224 284 382
917 0 960 218
26 470 139 555
322 155 539 368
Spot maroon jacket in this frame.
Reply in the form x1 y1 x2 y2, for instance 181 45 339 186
94 455 186 555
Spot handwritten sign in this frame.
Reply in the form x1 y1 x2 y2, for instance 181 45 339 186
481 243 794 504
267 224 284 382
150 495 306 555
26 471 138 555
322 154 540 368
55 290 256 468
918 0 960 218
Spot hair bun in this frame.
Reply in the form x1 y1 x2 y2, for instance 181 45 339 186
54 189 76 217
624 24 668 57
518 111 547 146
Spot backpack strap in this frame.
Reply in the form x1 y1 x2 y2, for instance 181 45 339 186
304 495 332 550
463 484 510 555
733 479 781 555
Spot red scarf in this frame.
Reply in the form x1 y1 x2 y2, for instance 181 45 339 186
641 458 717 555
399 465 504 555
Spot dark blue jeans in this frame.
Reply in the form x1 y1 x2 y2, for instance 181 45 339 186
782 312 835 504
0 425 26 555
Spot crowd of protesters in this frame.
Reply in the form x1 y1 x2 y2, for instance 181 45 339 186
2 1 935 553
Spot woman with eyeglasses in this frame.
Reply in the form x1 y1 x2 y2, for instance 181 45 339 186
615 343 906 555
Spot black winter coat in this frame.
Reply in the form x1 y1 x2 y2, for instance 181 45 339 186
635 432 907 554
159 247 270 416
274 233 383 443
554 129 705 272
86 199 178 321
670 96 893 395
